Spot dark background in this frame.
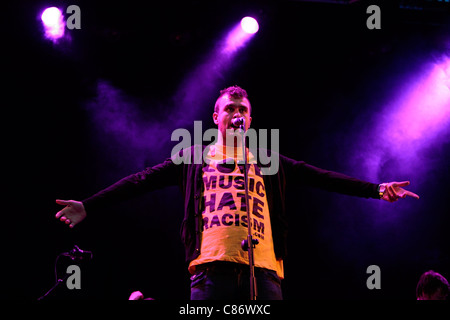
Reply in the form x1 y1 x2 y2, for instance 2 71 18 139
5 0 449 300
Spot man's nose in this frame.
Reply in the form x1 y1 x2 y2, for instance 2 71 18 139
233 111 243 118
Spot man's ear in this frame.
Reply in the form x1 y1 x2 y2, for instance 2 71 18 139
213 112 219 125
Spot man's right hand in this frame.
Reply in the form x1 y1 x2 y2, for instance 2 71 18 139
55 199 87 228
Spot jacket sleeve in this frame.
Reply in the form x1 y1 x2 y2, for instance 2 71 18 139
82 157 183 213
280 154 380 199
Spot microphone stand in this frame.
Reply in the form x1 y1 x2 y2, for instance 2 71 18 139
37 245 92 300
38 271 71 301
237 120 258 300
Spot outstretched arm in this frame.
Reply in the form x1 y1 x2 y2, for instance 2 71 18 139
54 149 188 228
280 155 420 201
379 181 420 203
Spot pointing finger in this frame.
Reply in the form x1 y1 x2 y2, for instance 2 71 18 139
56 199 71 206
405 190 420 199
393 181 410 187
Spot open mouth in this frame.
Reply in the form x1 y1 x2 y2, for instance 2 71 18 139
230 117 245 129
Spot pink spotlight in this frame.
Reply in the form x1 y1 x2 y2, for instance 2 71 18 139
41 7 65 41
41 7 62 27
223 17 259 55
240 17 259 34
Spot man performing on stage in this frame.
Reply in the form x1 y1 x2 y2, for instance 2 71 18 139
55 85 420 300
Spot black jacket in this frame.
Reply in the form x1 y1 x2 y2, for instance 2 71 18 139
83 145 380 263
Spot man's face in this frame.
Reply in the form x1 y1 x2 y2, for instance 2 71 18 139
213 94 252 143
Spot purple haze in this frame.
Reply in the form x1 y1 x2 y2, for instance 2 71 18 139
350 57 450 184
84 18 258 173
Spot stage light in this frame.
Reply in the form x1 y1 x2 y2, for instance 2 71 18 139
241 17 259 34
41 7 62 27
223 17 259 55
41 7 65 41
385 59 450 146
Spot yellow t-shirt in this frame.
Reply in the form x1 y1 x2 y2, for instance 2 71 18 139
188 144 284 278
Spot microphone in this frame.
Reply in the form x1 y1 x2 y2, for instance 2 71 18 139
62 245 93 262
231 117 245 128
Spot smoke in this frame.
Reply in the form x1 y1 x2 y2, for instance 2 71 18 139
83 19 257 175
83 80 175 174
311 54 450 270
349 56 450 187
